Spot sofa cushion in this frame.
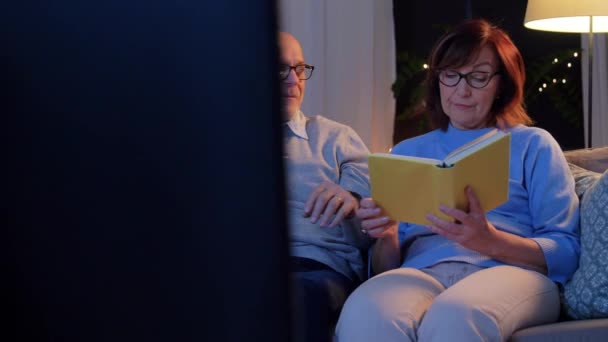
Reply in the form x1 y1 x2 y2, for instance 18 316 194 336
510 318 608 341
563 170 608 319
564 147 608 173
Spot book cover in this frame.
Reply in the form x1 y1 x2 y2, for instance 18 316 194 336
368 130 510 225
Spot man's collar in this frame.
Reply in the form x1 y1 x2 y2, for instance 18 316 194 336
284 110 308 139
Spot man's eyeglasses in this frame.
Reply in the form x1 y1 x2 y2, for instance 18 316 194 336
438 70 500 89
279 64 315 80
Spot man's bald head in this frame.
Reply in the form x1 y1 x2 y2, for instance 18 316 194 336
278 32 303 56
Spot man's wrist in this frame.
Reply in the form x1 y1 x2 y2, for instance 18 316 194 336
348 191 362 202
346 191 362 219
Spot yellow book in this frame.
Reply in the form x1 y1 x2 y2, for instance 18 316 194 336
368 129 510 225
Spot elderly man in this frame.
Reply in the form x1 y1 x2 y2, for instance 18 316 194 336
279 31 372 342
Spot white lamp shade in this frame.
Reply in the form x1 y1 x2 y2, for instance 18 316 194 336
524 0 608 33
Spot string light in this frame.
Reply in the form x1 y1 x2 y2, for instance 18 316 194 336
536 51 579 96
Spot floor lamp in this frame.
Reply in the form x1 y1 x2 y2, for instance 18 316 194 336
524 0 608 148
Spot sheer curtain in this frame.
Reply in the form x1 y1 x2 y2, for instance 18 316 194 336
278 0 396 152
582 33 608 147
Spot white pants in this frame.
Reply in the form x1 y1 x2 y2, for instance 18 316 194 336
334 262 559 342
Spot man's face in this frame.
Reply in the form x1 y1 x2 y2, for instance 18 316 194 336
279 34 306 121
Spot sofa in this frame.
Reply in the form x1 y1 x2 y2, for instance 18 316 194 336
510 146 608 341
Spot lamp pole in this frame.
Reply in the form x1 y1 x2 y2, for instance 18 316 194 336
587 16 594 148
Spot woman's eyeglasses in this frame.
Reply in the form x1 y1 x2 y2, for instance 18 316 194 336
438 69 500 89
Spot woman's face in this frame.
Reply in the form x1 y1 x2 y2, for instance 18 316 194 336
439 46 501 130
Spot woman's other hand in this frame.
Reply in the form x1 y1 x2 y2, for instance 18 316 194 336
357 198 398 240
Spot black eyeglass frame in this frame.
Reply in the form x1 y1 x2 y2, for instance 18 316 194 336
279 64 315 80
437 69 500 89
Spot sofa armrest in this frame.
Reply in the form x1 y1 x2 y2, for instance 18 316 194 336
563 147 608 173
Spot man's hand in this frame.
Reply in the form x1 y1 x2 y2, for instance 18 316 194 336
303 181 360 227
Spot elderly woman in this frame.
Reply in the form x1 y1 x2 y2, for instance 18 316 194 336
334 19 580 342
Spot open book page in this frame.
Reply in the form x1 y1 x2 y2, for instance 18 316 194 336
443 129 506 166
371 153 442 166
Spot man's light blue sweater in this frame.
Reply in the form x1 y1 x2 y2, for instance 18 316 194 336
284 111 372 281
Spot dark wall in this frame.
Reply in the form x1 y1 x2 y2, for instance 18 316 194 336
393 0 584 150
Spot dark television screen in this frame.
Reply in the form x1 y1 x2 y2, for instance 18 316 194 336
1 2 289 341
